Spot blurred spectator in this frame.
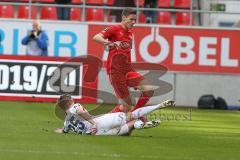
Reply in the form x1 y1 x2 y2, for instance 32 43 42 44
55 0 72 20
110 0 135 22
144 0 158 23
21 20 49 56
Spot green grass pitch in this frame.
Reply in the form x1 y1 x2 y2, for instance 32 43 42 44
0 101 239 160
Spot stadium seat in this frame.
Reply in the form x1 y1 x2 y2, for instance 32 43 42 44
18 5 37 19
134 0 144 7
138 12 146 23
40 7 57 20
106 9 116 22
0 5 14 18
157 11 171 25
107 16 115 22
86 0 104 5
86 8 104 21
158 0 171 7
70 8 82 21
106 0 114 5
174 0 191 8
72 0 82 4
175 12 191 25
17 0 36 2
18 0 29 2
39 0 55 2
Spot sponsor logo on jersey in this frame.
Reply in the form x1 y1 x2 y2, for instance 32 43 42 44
103 28 108 32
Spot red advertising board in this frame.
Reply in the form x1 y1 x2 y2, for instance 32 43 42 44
88 25 240 74
0 55 98 103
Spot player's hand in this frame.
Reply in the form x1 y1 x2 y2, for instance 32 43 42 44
33 31 38 37
55 128 63 134
104 41 120 50
90 124 97 135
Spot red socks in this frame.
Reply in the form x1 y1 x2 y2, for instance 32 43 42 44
111 105 123 113
131 91 154 112
111 91 153 113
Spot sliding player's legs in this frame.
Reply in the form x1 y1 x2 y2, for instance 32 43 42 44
94 112 127 135
95 100 174 136
117 120 135 135
128 100 175 121
98 120 135 136
104 100 175 136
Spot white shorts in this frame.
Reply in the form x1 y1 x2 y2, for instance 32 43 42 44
94 112 127 135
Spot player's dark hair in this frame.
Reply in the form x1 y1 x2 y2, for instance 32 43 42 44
59 94 72 101
57 94 72 111
122 8 136 17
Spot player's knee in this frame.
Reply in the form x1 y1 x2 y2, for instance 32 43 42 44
139 84 156 94
118 124 130 136
138 85 154 97
121 97 133 112
144 89 154 97
122 104 132 112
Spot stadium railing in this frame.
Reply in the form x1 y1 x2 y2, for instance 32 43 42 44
0 0 240 28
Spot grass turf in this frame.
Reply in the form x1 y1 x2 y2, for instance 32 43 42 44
0 101 239 160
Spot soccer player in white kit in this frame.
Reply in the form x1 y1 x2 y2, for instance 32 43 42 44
55 94 175 136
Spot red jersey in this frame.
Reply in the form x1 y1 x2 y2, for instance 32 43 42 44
101 25 133 73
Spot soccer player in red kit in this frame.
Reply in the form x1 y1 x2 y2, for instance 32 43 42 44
93 8 155 114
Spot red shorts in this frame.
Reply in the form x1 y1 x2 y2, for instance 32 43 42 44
108 54 144 99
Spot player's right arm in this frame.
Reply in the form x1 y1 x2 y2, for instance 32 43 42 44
75 105 97 135
93 26 118 49
55 128 64 134
92 33 111 46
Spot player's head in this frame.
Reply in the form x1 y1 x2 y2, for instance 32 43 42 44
57 94 74 111
121 8 136 29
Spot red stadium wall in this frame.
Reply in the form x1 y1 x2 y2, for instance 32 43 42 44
88 25 240 74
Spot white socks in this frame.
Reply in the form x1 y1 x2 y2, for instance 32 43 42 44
131 104 160 119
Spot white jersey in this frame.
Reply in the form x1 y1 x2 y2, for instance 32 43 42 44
63 103 92 134
63 103 128 135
